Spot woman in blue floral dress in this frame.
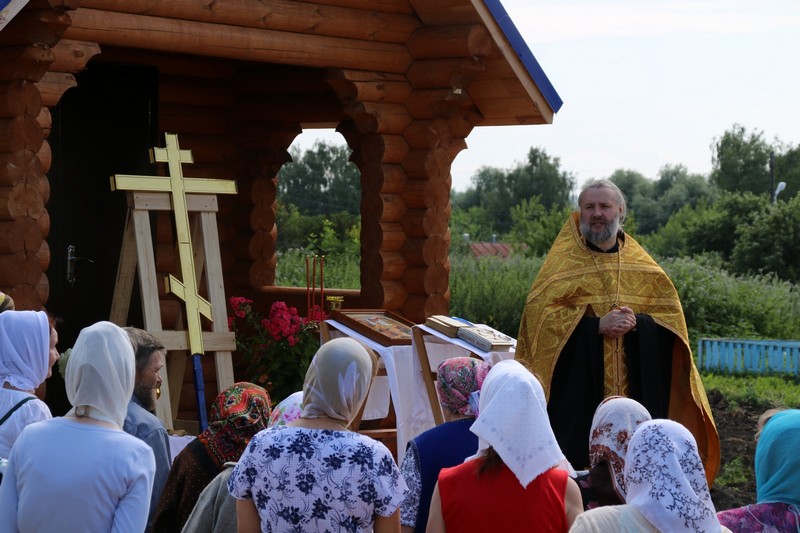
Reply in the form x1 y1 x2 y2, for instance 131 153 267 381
228 337 408 532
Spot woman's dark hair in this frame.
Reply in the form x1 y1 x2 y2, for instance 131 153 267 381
477 446 505 477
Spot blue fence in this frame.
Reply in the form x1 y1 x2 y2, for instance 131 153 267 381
696 338 800 375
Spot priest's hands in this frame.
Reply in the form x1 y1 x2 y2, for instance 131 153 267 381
599 306 637 338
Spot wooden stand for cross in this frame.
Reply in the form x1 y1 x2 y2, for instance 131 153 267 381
109 133 237 433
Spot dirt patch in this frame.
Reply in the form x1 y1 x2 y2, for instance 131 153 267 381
707 388 761 512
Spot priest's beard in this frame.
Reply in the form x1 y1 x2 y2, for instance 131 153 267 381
580 214 621 247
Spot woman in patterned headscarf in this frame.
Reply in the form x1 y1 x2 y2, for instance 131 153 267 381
398 356 491 533
153 382 271 532
571 419 730 533
575 396 652 510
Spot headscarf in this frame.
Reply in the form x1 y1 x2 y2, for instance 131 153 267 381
436 357 491 417
755 408 800 506
0 291 14 313
65 321 135 428
196 382 271 466
268 390 303 427
625 419 721 533
301 337 373 425
589 396 652 501
0 310 50 391
469 360 574 488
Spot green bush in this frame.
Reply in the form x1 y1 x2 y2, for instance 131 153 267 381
449 253 543 337
661 254 800 343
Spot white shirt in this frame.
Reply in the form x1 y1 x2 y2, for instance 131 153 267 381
0 389 51 458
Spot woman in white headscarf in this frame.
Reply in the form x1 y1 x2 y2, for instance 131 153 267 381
427 359 583 532
570 419 731 533
0 310 59 458
228 337 408 533
0 321 156 532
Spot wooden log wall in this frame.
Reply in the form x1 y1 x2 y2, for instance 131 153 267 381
0 2 95 309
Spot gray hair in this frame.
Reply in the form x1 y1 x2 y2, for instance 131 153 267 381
578 178 627 225
123 327 165 373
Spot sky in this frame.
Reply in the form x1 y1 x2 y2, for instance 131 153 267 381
293 0 800 192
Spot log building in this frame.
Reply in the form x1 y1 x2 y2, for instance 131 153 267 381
0 0 561 414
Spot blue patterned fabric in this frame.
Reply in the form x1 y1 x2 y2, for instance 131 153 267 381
228 426 407 532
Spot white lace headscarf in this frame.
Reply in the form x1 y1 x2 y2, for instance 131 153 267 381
469 359 574 487
65 321 135 428
0 310 50 391
589 396 652 500
625 419 721 532
300 337 373 425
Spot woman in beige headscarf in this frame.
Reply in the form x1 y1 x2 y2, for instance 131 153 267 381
0 321 156 532
228 337 408 533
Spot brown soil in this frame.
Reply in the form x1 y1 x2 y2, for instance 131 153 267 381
707 388 761 512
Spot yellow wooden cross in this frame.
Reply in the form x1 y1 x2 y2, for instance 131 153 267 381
110 133 237 355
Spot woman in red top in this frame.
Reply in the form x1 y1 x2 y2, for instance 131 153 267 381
427 360 583 532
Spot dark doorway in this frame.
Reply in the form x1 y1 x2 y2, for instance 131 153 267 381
45 62 158 413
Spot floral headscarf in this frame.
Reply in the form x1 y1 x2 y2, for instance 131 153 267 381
625 419 721 532
268 390 303 428
755 408 800 506
589 396 651 500
436 357 491 417
196 382 271 467
0 310 50 391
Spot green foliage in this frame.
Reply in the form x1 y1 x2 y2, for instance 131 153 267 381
701 373 800 409
276 249 360 289
278 141 361 215
660 255 800 342
731 194 800 283
449 253 544 337
507 198 571 257
449 205 496 243
508 147 576 210
711 124 773 196
715 456 752 488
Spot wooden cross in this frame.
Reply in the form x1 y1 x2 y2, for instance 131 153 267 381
110 133 237 356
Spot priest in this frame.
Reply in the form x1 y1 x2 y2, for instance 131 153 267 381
516 178 719 484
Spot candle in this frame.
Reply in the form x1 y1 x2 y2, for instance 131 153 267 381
312 255 317 318
306 255 310 317
320 255 325 313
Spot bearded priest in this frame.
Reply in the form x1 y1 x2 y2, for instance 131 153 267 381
516 178 719 486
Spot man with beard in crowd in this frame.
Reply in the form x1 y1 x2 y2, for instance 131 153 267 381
515 178 719 485
123 327 171 532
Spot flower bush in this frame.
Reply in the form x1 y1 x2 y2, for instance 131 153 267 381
228 297 325 402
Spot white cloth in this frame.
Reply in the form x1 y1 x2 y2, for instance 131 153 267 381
0 388 51 458
0 310 50 391
65 321 135 428
301 337 373 425
228 426 408 533
588 396 651 500
0 417 156 533
469 359 574 487
625 419 723 533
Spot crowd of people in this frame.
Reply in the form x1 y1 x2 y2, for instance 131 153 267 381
0 178 797 532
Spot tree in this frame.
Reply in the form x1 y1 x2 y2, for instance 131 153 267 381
507 197 572 257
710 125 772 196
731 194 800 283
507 147 576 210
278 141 360 216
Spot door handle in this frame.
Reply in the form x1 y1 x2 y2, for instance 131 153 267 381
66 245 95 287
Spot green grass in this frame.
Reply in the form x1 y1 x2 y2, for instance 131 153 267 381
715 457 751 487
701 372 800 409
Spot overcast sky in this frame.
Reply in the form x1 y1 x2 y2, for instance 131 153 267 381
294 0 800 192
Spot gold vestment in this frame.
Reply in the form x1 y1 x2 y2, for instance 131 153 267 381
516 212 720 484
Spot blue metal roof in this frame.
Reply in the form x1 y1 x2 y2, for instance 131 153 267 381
483 0 563 113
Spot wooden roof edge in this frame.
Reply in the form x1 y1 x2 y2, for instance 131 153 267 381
471 0 563 120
